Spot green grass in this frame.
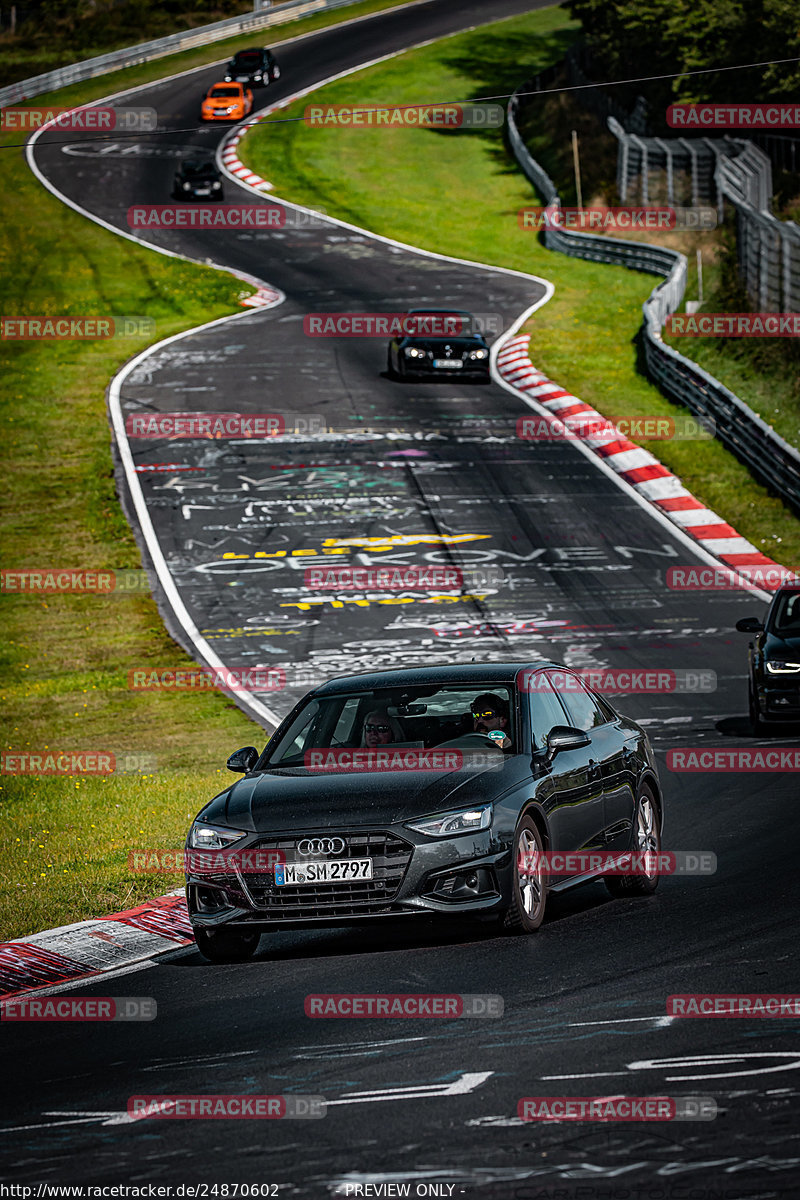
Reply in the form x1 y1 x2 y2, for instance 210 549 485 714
0 149 264 937
0 0 420 944
238 4 800 565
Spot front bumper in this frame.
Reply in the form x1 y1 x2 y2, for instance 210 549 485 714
760 681 800 720
178 188 223 199
401 359 490 377
186 826 510 932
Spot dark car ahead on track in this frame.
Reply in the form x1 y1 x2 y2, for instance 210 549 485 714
186 663 664 961
737 584 800 731
387 308 491 379
224 47 280 87
172 158 224 200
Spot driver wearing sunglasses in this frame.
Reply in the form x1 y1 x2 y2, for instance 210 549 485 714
361 708 402 748
471 693 512 750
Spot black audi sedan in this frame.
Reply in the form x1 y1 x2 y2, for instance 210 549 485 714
172 158 224 200
387 309 491 380
185 663 663 961
224 47 280 87
737 585 800 731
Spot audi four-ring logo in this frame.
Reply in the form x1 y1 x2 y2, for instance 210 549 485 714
297 837 346 856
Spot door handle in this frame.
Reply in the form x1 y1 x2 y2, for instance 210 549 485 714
588 758 601 780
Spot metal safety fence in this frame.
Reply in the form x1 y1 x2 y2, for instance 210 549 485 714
609 119 800 313
507 84 800 514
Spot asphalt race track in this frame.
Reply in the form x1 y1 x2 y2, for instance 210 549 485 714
5 1 800 1194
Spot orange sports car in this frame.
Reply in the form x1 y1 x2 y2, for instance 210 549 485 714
200 81 253 122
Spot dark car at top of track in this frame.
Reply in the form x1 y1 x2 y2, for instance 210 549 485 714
172 158 224 200
387 308 491 380
185 662 664 962
736 584 800 731
224 47 280 87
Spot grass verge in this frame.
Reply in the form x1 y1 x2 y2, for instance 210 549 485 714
0 0 419 944
238 3 800 565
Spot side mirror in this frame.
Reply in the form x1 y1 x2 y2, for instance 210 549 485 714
226 746 259 773
545 725 591 758
735 617 764 633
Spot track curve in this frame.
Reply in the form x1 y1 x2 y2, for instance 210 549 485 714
8 2 800 1193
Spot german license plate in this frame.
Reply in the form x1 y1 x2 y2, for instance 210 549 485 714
195 188 211 195
275 858 373 886
433 359 463 368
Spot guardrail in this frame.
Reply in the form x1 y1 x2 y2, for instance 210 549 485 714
0 0 365 106
507 85 800 515
608 116 800 314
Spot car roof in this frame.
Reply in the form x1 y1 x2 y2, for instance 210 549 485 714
312 661 561 695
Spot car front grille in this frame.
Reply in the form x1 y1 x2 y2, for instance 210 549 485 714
241 830 413 919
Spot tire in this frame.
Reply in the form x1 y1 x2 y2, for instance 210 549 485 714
272 65 281 80
605 783 661 897
386 348 396 378
194 927 260 962
503 816 547 933
749 682 766 735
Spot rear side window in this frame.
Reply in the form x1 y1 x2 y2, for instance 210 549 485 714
559 676 608 732
525 672 571 750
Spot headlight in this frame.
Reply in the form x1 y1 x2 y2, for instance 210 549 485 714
469 348 488 359
254 73 262 80
404 346 426 358
765 659 800 674
406 804 492 838
189 822 246 850
181 182 191 191
212 181 222 190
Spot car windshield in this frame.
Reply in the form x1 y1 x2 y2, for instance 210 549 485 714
406 311 476 336
209 87 240 98
771 589 800 632
183 162 216 176
263 684 515 768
